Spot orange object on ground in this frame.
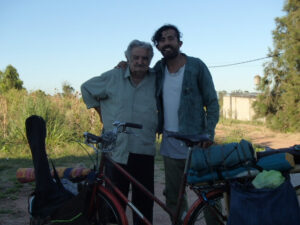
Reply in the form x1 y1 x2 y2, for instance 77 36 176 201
16 167 91 183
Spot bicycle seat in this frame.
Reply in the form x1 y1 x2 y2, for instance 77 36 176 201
167 133 211 147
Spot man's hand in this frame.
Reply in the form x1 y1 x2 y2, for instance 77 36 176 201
115 61 127 69
199 140 214 148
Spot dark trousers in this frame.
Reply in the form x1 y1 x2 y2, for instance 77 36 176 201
106 153 154 225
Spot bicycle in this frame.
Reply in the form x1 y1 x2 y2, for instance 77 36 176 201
81 121 233 225
82 121 218 225
82 121 300 225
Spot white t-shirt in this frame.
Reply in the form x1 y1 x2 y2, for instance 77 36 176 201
162 65 185 132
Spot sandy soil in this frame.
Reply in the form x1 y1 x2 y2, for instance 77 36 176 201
1 123 299 225
215 123 300 148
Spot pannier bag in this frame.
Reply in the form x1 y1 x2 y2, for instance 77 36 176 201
257 145 300 163
256 152 295 171
188 152 295 184
227 177 300 225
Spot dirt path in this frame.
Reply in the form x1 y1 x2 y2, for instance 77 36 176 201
0 184 32 225
1 123 299 225
215 123 300 148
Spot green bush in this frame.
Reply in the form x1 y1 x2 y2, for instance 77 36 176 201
0 90 101 155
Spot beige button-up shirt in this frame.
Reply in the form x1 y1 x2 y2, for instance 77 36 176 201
81 67 157 164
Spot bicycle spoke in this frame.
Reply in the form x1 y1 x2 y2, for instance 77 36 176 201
187 195 226 225
90 191 125 225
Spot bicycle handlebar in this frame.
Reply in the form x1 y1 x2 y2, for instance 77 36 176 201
83 132 103 144
112 121 143 130
123 122 143 129
84 121 143 145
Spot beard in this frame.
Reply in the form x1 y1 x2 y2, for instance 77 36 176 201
161 45 180 60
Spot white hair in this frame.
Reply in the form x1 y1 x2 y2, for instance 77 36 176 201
125 40 154 61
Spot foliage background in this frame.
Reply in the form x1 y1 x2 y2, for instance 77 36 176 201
253 0 300 132
0 87 101 156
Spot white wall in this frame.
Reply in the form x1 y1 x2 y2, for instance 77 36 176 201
223 95 257 121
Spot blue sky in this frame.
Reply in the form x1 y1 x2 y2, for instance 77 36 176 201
0 0 285 94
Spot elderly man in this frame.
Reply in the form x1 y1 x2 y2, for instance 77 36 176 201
81 40 157 225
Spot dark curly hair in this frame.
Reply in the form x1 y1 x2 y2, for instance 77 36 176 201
151 24 182 47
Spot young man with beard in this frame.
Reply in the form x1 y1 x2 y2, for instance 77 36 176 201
152 24 219 224
81 40 157 225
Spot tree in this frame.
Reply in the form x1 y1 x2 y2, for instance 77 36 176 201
0 65 24 93
62 81 75 97
253 0 300 132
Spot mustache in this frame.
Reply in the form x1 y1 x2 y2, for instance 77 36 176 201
134 64 147 67
162 45 174 51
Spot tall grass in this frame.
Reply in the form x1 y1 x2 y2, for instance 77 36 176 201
0 89 101 156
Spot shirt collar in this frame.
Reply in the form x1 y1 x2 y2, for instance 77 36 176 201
160 53 191 73
124 67 131 78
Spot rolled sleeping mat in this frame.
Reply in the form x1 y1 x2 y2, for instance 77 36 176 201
16 167 91 183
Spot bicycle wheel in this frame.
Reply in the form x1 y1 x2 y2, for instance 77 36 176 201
90 190 127 225
186 191 226 225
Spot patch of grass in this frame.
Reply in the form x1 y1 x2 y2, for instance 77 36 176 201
0 192 6 199
5 186 20 195
220 128 251 144
0 164 6 172
9 195 18 200
1 142 94 168
13 181 24 189
219 117 265 126
0 142 95 204
0 158 33 184
253 144 267 152
0 209 15 214
0 179 24 200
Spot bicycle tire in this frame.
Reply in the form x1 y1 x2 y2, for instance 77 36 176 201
90 189 127 225
185 190 226 225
